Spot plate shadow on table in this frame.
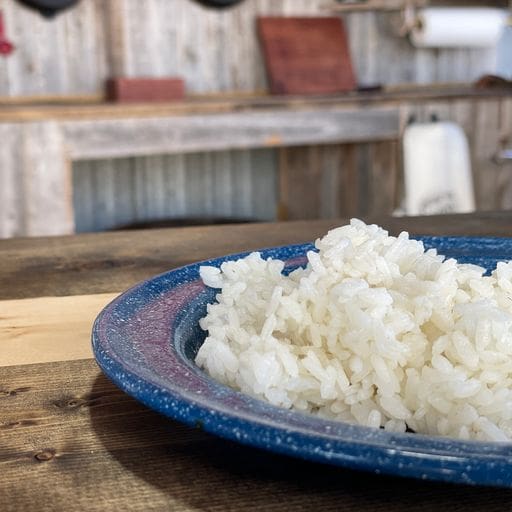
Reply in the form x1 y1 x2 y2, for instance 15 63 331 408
88 373 512 511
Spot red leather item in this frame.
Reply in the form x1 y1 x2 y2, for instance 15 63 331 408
106 77 185 103
0 11 14 56
258 17 356 95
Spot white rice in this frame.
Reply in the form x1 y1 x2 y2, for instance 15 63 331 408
195 219 512 442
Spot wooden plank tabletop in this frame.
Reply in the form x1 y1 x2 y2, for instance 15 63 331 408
0 294 116 366
2 213 512 511
2 212 512 300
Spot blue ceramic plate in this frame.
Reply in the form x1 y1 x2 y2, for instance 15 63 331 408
92 236 512 488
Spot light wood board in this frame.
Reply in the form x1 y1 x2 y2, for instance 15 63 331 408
0 293 118 367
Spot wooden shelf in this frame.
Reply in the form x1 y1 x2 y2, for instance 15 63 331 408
325 0 423 13
0 85 510 122
324 0 510 12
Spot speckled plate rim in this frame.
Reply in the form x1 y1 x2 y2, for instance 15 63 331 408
92 236 512 488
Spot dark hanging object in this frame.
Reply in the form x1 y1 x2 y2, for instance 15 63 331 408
15 0 80 18
193 0 245 8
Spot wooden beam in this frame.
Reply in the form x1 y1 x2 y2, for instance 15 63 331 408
0 122 75 237
21 122 75 236
324 0 508 10
0 124 24 237
102 0 127 77
323 0 426 13
62 107 399 160
0 87 510 123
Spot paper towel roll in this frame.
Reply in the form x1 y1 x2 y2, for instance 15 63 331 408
411 8 507 48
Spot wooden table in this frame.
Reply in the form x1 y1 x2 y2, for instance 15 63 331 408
2 213 512 511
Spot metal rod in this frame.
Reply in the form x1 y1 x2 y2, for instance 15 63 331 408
323 0 427 13
494 148 512 163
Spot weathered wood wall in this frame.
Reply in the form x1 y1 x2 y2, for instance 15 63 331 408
0 0 498 96
280 97 512 220
0 0 507 231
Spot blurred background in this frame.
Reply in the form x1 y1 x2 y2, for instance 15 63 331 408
0 0 511 238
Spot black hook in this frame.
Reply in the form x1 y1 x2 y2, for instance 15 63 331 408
193 0 245 8
15 0 80 18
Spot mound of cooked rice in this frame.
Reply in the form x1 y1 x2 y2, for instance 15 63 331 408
195 219 512 441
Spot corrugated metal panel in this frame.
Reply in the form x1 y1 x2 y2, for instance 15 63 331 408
73 148 277 232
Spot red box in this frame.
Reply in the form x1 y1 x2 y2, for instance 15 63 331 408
106 77 185 103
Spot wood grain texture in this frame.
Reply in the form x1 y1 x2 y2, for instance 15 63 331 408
473 100 502 211
0 0 506 239
2 94 401 238
2 90 511 238
258 17 356 95
367 140 399 216
0 88 510 122
20 122 75 236
112 91 512 226
0 293 117 366
0 0 500 98
2 217 512 510
497 98 512 208
1 214 512 300
102 0 127 77
1 358 512 512
0 122 74 237
277 142 399 220
0 123 24 238
278 146 322 220
62 107 399 160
